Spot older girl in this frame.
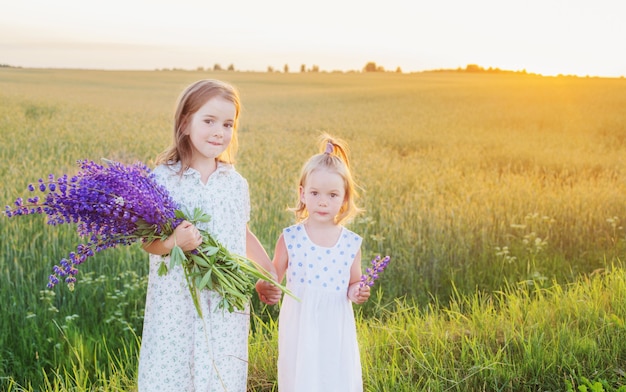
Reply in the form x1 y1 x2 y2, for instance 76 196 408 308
138 79 280 391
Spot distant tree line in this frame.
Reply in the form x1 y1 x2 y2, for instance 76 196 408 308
362 62 402 73
5 61 601 78
159 61 528 74
171 61 402 74
439 63 532 75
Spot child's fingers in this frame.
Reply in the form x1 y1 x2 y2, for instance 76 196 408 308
256 281 282 305
259 291 281 305
354 285 370 303
171 221 203 251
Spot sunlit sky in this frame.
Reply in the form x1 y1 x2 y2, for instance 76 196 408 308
1 0 624 77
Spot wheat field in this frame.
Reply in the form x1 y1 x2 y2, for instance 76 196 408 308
1 68 625 390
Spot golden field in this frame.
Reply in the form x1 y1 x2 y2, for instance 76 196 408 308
1 68 625 391
2 68 626 301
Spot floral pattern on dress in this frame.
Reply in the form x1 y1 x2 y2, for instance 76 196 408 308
138 162 251 392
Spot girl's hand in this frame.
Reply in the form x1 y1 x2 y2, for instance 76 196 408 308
348 282 370 304
169 220 203 252
255 279 282 305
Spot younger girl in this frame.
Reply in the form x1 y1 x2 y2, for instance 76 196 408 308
138 79 281 391
272 134 371 392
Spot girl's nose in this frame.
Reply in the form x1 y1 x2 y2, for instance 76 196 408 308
213 125 225 137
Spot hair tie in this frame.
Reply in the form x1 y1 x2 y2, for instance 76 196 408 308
324 141 334 155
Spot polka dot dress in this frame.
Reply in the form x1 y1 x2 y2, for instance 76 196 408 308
138 162 250 392
277 223 364 392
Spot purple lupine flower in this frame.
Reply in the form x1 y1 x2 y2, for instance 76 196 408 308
4 158 294 314
360 255 391 288
4 159 181 289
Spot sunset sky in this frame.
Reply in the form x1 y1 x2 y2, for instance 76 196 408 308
1 0 624 77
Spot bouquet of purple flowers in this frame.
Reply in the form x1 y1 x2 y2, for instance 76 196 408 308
360 255 391 288
4 159 290 315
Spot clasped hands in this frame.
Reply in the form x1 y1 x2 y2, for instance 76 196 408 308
256 280 282 305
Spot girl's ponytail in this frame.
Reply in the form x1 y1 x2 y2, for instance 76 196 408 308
320 133 351 170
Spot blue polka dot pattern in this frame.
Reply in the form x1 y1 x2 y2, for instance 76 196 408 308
282 223 362 291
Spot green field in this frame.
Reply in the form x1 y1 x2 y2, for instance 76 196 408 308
1 68 625 391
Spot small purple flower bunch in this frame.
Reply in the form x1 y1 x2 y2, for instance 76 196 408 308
360 255 391 288
5 159 180 289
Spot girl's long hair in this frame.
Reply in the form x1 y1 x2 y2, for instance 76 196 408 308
156 79 241 173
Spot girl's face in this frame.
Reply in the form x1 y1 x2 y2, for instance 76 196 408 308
184 96 236 162
300 168 346 225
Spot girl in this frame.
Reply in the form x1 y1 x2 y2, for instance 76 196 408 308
138 79 281 391
271 134 371 392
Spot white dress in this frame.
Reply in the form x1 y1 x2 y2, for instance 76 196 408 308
277 223 363 392
138 162 251 392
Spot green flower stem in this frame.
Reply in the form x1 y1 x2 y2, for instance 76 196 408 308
157 207 296 317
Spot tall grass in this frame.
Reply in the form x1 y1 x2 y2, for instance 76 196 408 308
1 69 625 389
4 266 625 391
356 266 626 391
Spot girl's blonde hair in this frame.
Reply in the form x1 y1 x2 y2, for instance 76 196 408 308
156 79 241 173
293 133 362 225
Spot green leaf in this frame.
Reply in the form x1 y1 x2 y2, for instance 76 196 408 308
198 269 213 290
201 246 220 256
190 253 211 268
169 245 186 269
157 261 168 276
192 207 211 223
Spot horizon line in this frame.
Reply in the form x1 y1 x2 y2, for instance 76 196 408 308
1 64 623 79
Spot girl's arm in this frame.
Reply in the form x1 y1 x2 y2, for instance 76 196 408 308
271 233 289 284
256 233 288 305
248 226 282 305
142 220 202 255
347 249 370 304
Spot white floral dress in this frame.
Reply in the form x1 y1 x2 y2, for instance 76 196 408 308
138 162 250 392
277 223 364 392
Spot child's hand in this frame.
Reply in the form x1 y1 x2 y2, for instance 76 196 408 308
348 283 370 304
170 220 203 252
256 279 282 305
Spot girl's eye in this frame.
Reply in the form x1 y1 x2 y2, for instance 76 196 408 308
311 191 318 196
205 119 214 124
224 123 234 129
331 193 338 198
